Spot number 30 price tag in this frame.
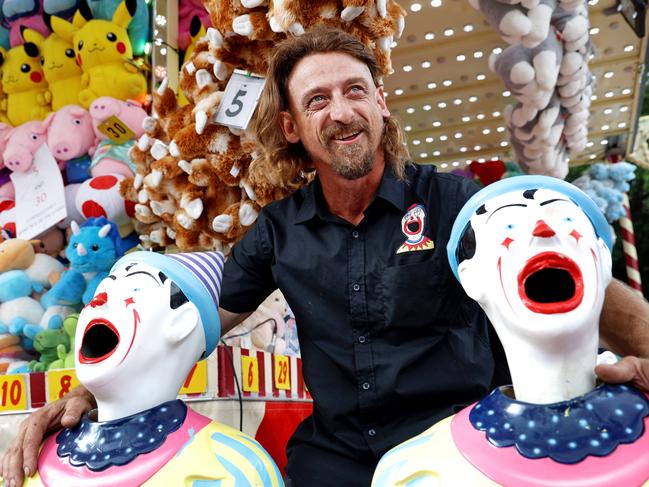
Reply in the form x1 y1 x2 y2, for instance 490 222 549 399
97 115 136 143
241 355 259 393
214 70 266 130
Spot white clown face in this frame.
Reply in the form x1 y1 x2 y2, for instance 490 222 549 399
401 204 426 244
457 188 612 341
75 261 199 389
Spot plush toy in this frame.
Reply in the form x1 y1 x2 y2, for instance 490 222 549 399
42 103 95 182
22 27 84 111
0 238 64 288
178 15 207 107
28 325 69 371
75 173 134 230
0 41 50 126
46 311 77 369
86 0 149 56
178 1 210 52
48 0 147 108
2 119 49 173
0 121 14 198
1 0 49 48
0 269 48 349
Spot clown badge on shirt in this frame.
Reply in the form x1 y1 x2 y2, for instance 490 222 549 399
397 204 435 254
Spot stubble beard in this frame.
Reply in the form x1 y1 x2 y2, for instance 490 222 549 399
320 120 379 180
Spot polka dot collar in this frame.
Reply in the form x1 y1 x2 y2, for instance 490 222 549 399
56 399 187 471
469 384 649 464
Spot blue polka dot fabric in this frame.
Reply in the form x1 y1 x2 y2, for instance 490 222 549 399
469 384 649 464
56 399 187 471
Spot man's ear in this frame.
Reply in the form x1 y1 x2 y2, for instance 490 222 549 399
279 111 300 144
162 304 201 345
457 258 485 302
375 86 390 118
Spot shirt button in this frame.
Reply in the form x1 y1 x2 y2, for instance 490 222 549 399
352 230 359 238
358 335 366 344
368 429 376 437
362 382 370 390
352 283 360 292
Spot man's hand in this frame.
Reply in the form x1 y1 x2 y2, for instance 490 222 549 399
0 386 95 487
596 356 649 393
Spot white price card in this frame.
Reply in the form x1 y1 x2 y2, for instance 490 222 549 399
214 69 266 130
11 144 67 240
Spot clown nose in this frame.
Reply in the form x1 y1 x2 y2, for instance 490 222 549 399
533 220 556 238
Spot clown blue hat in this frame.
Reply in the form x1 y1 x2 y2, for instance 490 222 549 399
112 250 224 357
447 175 613 281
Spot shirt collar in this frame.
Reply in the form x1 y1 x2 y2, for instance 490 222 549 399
294 164 409 225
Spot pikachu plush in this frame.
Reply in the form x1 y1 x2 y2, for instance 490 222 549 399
22 27 84 111
49 0 147 108
0 41 51 126
178 15 206 107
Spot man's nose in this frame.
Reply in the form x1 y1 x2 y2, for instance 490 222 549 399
329 94 355 124
532 219 556 238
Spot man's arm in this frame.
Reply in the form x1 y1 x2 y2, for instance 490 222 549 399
219 307 253 336
596 278 649 391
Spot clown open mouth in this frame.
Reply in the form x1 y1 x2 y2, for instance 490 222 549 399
518 252 584 314
406 220 421 234
79 318 120 364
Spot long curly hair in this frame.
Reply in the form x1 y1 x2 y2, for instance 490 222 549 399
248 27 411 191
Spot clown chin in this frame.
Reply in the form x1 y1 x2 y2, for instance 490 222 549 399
517 252 584 314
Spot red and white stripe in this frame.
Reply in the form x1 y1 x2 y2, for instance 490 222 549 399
621 193 643 294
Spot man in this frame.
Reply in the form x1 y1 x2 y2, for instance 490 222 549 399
3 27 649 487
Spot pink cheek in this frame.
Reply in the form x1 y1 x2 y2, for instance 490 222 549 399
30 72 42 83
117 42 126 54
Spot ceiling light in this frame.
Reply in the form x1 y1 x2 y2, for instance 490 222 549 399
469 96 478 102
410 2 422 12
622 88 632 95
600 139 608 145
406 107 415 114
420 152 428 158
394 88 404 95
421 61 432 68
425 32 435 40
426 137 434 143
473 51 483 58
443 79 453 86
431 0 442 7
588 0 598 4
482 128 491 134
604 108 613 115
589 154 597 159
624 44 634 52
591 95 598 101
454 132 462 138
405 125 412 131
500 141 508 147
413 139 421 145
601 124 610 130
502 91 511 97
476 73 486 81
620 106 629 112
453 98 462 105
492 111 501 117
434 150 441 156
440 135 448 141
440 162 448 168
604 91 614 98
497 126 505 132
464 24 474 32
438 101 447 108
460 146 468 152
456 54 466 61
492 47 502 54
423 104 432 111
403 64 413 72
432 121 441 127
474 145 481 150
586 141 594 147
476 113 485 120
452 161 460 167
618 122 627 128
462 116 471 122
427 82 437 89
478 158 486 163
491 156 500 161
604 71 614 78
444 28 454 36
589 27 600 35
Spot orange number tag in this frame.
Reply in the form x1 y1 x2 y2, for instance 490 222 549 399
97 115 136 143
0 374 27 411
179 360 207 395
274 355 290 390
47 369 79 402
241 355 259 393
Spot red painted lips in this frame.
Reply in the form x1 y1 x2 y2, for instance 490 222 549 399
78 318 120 364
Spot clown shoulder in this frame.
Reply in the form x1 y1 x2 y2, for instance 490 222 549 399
19 251 283 487
372 176 649 487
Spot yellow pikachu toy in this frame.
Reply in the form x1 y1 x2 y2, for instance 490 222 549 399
0 42 51 126
22 27 84 111
49 0 147 108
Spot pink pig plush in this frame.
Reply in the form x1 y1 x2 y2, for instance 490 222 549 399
2 121 48 173
88 96 147 178
43 104 97 183
0 123 16 199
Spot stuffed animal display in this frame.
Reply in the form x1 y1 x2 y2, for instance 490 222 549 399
475 0 593 177
122 0 406 255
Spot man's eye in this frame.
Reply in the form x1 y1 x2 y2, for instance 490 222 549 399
308 95 326 107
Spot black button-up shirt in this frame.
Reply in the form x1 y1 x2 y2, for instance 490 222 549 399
220 163 509 486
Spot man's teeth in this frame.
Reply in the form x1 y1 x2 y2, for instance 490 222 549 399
335 131 360 140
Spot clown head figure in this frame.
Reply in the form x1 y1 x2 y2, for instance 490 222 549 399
75 251 223 421
397 204 434 253
447 176 613 404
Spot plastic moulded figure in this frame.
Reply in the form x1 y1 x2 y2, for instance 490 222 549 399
372 175 649 487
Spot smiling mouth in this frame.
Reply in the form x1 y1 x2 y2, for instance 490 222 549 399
518 252 584 314
88 46 105 53
48 63 64 70
79 318 120 364
332 131 362 143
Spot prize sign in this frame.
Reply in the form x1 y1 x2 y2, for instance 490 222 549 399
47 369 80 402
0 374 28 412
179 360 208 395
214 70 265 130
11 144 67 240
274 355 291 390
241 355 259 393
97 116 136 143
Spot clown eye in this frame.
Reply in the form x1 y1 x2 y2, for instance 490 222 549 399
65 48 75 58
20 64 31 73
564 217 574 222
106 32 117 42
78 40 84 51
506 224 514 230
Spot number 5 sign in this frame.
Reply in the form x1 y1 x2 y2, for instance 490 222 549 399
214 70 266 130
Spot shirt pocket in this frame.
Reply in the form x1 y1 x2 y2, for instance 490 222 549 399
380 259 446 329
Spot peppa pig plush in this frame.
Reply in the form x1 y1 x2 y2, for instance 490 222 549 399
2 120 47 173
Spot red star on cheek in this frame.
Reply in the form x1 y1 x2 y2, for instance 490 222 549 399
569 229 582 243
124 297 135 308
501 237 514 249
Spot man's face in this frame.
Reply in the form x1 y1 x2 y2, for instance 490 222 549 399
280 52 390 180
75 261 174 387
458 188 612 340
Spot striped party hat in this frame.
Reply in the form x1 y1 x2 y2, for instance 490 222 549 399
111 250 224 357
